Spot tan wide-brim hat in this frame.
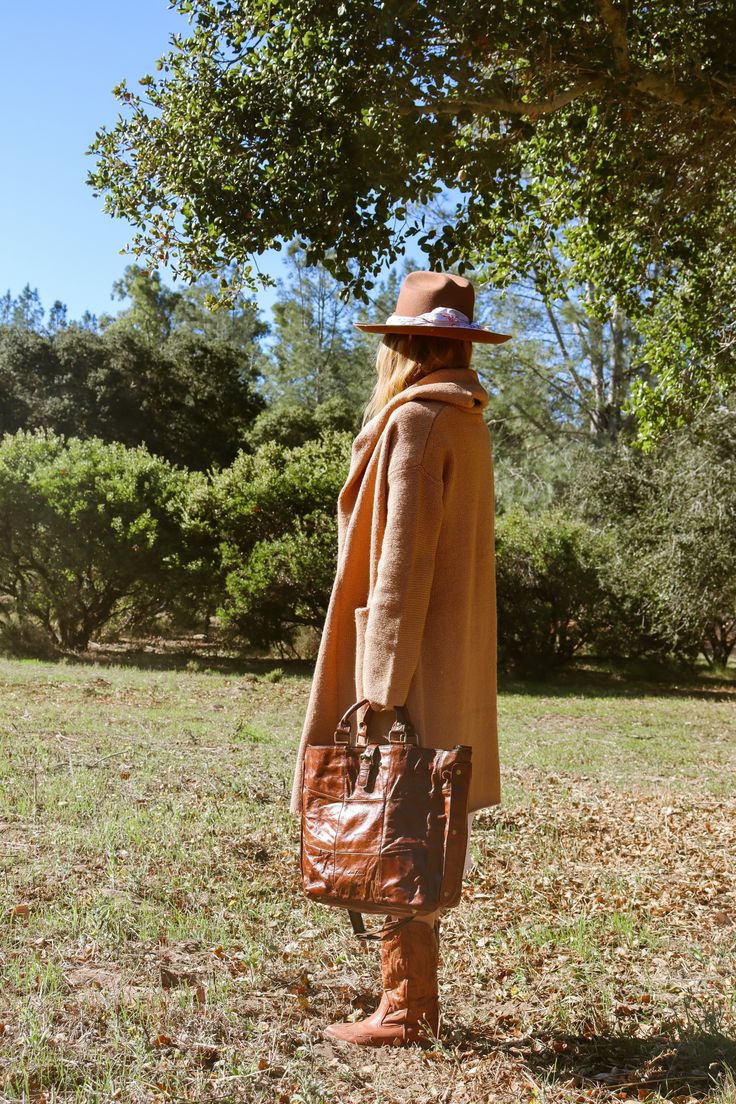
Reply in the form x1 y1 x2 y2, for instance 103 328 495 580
355 270 512 344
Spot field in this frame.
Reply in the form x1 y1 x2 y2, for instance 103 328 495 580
1 654 735 1103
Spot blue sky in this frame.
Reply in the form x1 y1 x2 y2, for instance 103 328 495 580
0 0 288 324
0 1 451 334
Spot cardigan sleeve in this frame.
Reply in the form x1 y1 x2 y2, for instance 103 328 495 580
361 414 447 711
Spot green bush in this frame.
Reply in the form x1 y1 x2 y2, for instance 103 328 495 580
0 429 205 652
8 403 729 672
574 405 736 668
243 396 359 451
211 431 352 655
495 508 610 672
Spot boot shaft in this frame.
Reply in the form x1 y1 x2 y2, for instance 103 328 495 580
380 918 440 1014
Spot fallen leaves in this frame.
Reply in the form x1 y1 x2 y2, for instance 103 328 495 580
152 1032 176 1049
2 664 735 1103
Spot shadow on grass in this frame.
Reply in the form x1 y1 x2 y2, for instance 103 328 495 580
3 641 734 699
34 642 315 680
500 657 735 703
452 1022 736 1099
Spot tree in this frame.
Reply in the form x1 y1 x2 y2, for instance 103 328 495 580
105 265 182 346
261 243 373 408
0 286 48 332
104 264 268 354
0 323 265 471
459 278 644 511
475 281 642 445
0 287 93 336
47 301 69 334
0 269 268 469
173 273 267 352
88 1 736 430
244 395 359 450
158 331 266 468
0 329 59 436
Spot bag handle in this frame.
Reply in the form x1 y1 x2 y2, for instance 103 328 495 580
333 698 418 746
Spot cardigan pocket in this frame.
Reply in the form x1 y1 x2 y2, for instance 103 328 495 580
354 605 370 697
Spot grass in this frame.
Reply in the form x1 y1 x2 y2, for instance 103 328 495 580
1 653 735 1103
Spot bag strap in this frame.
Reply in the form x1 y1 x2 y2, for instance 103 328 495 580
362 702 412 726
440 754 471 908
348 910 366 937
348 910 416 942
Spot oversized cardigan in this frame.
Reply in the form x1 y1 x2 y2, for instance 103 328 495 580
288 365 500 816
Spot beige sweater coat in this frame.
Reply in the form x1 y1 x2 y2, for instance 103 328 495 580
288 365 500 817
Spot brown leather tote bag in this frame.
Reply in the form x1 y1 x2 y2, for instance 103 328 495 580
300 697 472 940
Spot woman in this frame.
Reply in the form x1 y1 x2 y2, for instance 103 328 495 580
289 270 511 1046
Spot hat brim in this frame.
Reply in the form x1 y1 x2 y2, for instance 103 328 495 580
354 322 512 344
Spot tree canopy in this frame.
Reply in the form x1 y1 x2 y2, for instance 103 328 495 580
88 0 736 288
0 271 267 470
88 0 736 433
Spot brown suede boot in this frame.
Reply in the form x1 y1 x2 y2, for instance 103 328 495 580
323 919 440 1047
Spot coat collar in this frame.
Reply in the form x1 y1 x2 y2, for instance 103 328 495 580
338 368 489 521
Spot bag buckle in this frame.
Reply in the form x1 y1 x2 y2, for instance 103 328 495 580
333 723 351 745
388 721 417 745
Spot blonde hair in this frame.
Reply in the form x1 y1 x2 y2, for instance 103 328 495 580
362 334 473 425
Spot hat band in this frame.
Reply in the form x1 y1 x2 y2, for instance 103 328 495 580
385 306 482 329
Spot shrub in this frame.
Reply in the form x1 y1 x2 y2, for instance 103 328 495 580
0 429 204 651
211 431 351 655
243 396 359 451
495 508 610 672
575 406 736 668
